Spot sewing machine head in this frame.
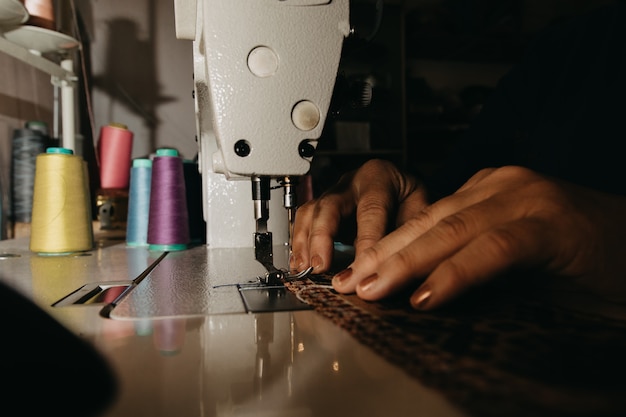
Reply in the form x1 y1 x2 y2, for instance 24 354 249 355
174 0 351 250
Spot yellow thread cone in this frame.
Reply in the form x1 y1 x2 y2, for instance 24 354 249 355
30 148 93 254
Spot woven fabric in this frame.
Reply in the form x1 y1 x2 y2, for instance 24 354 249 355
286 276 626 417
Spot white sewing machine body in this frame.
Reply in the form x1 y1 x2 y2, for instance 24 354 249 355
174 0 350 248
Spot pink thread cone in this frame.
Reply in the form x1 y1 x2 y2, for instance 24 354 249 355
98 123 133 189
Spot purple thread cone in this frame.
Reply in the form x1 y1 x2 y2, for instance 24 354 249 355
147 149 190 251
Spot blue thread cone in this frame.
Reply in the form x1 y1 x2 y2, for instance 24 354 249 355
126 158 153 246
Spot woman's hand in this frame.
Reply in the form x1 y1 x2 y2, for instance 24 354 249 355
292 161 626 310
291 159 427 273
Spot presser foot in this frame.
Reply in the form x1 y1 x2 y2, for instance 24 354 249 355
244 264 314 313
254 231 314 286
256 266 314 286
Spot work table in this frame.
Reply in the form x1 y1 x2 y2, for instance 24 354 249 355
0 234 463 417
2 233 625 417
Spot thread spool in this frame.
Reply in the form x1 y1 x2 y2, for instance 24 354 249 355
24 120 49 137
11 127 47 224
126 158 153 246
147 148 189 251
30 147 93 255
23 0 56 30
98 123 133 190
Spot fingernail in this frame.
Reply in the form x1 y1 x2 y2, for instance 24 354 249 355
358 273 379 292
290 253 304 270
411 287 432 310
310 255 323 271
333 267 353 285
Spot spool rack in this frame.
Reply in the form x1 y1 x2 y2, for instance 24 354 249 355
0 20 79 152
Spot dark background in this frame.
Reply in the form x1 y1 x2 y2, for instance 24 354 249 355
310 0 616 196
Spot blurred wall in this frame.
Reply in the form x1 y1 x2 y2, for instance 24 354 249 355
87 0 196 160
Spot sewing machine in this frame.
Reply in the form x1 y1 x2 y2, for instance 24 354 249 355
174 0 349 256
164 0 352 314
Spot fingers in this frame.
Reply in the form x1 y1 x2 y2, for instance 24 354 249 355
332 184 536 304
409 218 553 310
350 159 420 256
352 188 395 256
326 165 613 310
291 159 420 274
290 196 341 272
290 169 357 272
295 161 556 311
332 222 427 294
330 193 481 294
